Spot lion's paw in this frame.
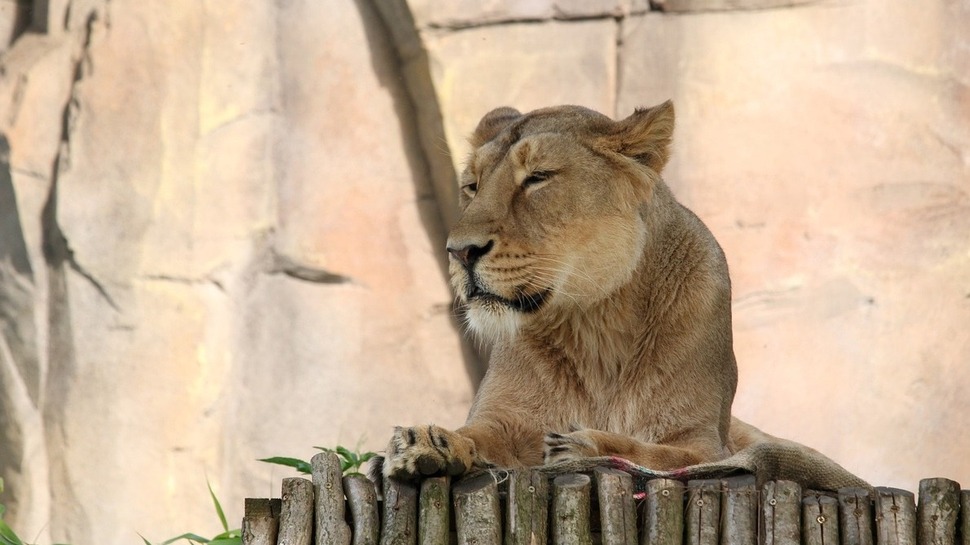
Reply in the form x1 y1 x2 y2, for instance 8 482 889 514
382 425 477 480
544 429 598 464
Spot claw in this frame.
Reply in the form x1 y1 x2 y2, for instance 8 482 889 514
447 458 467 476
417 454 440 475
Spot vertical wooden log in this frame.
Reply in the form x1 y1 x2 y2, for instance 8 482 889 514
344 474 380 545
243 498 282 545
720 475 757 545
874 487 916 545
918 478 961 545
960 490 970 545
381 478 419 545
760 480 801 545
418 476 451 545
552 474 593 545
278 478 313 545
802 494 839 545
506 470 549 545
594 467 638 545
453 473 502 545
685 479 720 545
641 478 684 545
837 487 873 545
313 452 352 545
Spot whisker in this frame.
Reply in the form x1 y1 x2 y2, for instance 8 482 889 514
528 261 611 300
530 256 613 299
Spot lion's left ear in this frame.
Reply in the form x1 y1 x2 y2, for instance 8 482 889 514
604 100 674 173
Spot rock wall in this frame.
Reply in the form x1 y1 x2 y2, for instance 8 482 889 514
0 1 967 544
0 2 477 543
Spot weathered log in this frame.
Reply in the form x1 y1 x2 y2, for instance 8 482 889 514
837 487 873 545
960 490 970 545
760 480 801 545
917 478 960 545
242 498 282 545
685 479 720 545
801 494 839 545
720 475 757 545
874 487 916 545
640 478 684 545
418 476 450 545
552 474 593 545
344 474 380 545
453 473 502 545
506 470 548 545
382 478 419 545
594 467 637 545
277 478 313 545
312 452 352 545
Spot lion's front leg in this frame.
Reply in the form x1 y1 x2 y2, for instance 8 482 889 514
544 428 714 470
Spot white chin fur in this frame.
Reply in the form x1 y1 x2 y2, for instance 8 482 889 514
466 303 522 343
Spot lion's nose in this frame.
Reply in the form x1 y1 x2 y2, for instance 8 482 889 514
447 240 494 268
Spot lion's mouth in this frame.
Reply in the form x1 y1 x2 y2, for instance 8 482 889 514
467 283 549 313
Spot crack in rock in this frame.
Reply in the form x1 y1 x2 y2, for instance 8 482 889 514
270 253 353 285
41 8 119 312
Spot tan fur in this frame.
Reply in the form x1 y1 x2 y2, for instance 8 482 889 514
381 101 771 480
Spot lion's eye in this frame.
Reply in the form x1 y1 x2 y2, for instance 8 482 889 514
462 183 478 197
523 170 553 187
522 170 555 187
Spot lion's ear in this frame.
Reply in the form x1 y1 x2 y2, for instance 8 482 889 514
607 100 674 173
470 107 522 148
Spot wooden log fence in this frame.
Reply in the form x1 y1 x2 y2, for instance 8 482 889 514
245 452 968 545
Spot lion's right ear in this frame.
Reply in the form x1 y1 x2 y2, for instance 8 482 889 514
470 107 522 148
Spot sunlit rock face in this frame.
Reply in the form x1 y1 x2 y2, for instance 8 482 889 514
0 1 967 543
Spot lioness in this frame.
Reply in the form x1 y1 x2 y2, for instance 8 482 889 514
378 101 861 488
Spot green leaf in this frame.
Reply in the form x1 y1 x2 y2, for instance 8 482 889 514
340 460 354 472
208 538 242 545
207 479 229 533
335 446 354 462
358 452 377 463
159 532 210 545
0 519 24 545
138 532 155 545
257 457 313 475
312 446 331 452
0 529 24 545
211 529 241 540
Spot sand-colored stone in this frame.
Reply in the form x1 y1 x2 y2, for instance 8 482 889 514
426 19 618 174
0 1 967 544
0 1 474 543
405 0 633 29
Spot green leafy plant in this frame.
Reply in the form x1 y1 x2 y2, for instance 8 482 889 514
0 478 70 545
259 445 377 476
0 477 26 545
1 444 377 545
139 480 240 545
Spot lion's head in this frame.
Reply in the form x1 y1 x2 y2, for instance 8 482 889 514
447 101 675 341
